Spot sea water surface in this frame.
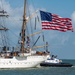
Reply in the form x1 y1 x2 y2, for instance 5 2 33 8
0 60 75 75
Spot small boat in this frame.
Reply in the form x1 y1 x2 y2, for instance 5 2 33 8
40 55 73 67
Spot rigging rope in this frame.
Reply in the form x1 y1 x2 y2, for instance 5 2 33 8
27 1 35 47
0 0 10 47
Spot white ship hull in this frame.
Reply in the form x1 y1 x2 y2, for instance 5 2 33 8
0 55 48 68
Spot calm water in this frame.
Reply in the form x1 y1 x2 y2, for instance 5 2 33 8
0 60 75 75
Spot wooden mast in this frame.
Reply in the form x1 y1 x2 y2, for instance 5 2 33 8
21 0 27 53
0 10 9 31
0 9 9 48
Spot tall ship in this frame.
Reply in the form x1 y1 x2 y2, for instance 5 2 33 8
0 0 49 68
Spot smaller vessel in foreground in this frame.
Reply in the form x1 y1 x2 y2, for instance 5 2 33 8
40 55 73 67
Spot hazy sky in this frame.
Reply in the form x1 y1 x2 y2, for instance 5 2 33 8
0 0 75 59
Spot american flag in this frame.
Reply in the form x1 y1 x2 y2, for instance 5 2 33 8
40 10 73 32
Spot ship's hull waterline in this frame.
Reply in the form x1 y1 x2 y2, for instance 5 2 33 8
0 55 48 68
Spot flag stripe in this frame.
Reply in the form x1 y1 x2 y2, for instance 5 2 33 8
40 10 73 32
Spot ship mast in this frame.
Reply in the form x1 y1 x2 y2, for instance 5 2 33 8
0 10 8 31
20 0 27 53
0 9 9 48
